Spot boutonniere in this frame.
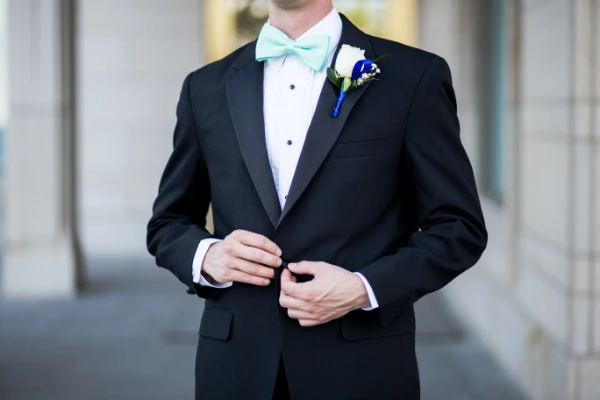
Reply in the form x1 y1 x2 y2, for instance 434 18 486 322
327 45 390 118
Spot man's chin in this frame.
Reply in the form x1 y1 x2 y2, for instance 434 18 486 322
270 0 314 11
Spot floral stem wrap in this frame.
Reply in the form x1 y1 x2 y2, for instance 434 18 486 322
332 91 347 118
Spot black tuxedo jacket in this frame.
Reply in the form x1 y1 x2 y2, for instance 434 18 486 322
147 15 487 400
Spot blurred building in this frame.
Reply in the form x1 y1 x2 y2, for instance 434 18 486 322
1 0 599 399
418 1 600 399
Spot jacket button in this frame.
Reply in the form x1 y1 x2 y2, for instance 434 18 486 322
186 288 195 295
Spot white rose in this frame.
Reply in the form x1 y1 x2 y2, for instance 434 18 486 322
335 44 366 78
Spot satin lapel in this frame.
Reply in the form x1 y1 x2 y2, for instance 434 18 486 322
226 41 281 228
277 15 376 226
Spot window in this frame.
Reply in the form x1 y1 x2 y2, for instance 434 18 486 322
479 0 508 201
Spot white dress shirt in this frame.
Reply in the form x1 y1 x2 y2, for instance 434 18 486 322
191 8 378 311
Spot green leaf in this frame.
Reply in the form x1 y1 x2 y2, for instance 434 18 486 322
326 67 342 89
341 77 352 92
372 54 391 64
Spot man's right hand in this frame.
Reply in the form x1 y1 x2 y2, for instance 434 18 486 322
201 230 282 286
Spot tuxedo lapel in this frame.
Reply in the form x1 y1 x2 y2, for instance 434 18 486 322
226 42 281 228
278 15 376 226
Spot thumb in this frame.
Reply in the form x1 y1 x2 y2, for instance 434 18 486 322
288 261 319 275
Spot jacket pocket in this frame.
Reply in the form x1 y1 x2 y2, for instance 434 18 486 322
198 306 234 341
341 307 415 340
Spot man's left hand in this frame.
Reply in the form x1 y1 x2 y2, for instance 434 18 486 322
279 261 371 327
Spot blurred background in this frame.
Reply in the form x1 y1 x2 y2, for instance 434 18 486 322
0 0 598 399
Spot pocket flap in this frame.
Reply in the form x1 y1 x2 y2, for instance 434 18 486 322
341 307 415 340
199 306 233 341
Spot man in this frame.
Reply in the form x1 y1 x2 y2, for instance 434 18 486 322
147 0 487 398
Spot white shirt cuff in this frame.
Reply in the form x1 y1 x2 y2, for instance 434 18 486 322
353 272 379 311
192 238 232 288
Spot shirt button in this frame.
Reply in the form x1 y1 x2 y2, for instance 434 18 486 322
285 195 288 199
290 84 295 90
287 140 292 145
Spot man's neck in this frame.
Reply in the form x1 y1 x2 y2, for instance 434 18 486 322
268 2 334 40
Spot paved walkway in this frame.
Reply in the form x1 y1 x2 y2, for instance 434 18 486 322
0 256 529 400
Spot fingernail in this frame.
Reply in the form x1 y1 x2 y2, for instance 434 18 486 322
276 249 282 256
264 279 270 285
289 263 296 270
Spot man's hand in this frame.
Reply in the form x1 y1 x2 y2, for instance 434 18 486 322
202 230 282 286
279 261 371 327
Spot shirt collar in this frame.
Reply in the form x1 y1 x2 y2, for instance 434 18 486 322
265 7 342 74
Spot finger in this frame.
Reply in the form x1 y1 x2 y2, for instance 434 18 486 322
232 244 281 267
298 319 322 327
233 230 282 256
281 271 305 297
279 290 308 309
282 267 298 283
233 259 276 279
227 270 271 286
281 268 301 287
288 261 320 275
281 268 293 283
287 308 317 320
281 269 315 300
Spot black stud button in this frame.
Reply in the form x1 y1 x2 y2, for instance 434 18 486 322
290 84 295 90
287 140 292 145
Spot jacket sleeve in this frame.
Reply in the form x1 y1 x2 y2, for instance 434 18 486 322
357 56 488 327
146 72 217 298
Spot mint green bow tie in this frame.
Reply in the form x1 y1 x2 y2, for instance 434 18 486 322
255 23 330 72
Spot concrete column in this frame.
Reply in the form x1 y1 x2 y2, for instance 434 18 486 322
77 0 204 256
2 0 82 298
